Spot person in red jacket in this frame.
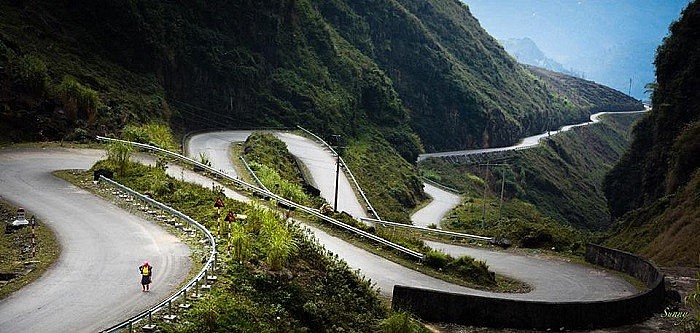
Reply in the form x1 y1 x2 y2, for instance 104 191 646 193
139 261 153 292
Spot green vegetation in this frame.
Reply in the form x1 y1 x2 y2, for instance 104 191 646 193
424 249 495 286
526 65 643 114
122 123 178 151
250 162 311 205
420 114 641 236
686 271 700 332
241 132 503 288
0 0 642 220
238 131 498 289
105 141 133 176
243 133 301 184
242 133 315 206
322 0 641 151
343 133 426 222
87 158 388 331
378 312 430 333
442 196 586 253
57 75 101 124
603 0 699 267
0 202 60 300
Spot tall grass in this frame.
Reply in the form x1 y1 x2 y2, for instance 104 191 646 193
229 222 252 263
378 312 429 333
260 212 298 271
250 162 309 204
122 123 178 150
106 141 133 175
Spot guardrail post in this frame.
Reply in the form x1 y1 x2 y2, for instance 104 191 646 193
95 174 218 332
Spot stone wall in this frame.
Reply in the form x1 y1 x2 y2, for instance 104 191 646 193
392 244 665 329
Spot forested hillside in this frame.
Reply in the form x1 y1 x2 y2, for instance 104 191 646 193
0 0 641 219
419 112 643 233
604 0 699 267
526 65 642 114
0 0 640 151
320 0 640 152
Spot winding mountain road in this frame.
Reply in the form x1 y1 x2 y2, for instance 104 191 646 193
0 148 191 333
410 182 461 228
0 112 644 331
417 109 648 161
186 131 636 301
187 131 369 218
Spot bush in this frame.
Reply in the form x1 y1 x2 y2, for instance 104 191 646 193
106 141 133 175
250 162 309 204
57 76 100 123
448 256 494 285
378 312 429 333
423 249 495 285
17 54 49 93
122 123 178 150
260 215 298 271
229 222 252 263
424 249 450 269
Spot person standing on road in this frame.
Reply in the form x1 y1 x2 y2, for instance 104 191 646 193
139 261 153 292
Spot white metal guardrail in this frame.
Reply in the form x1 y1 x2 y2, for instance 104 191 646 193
361 217 494 242
421 177 461 195
296 126 381 221
98 176 217 333
95 136 423 261
239 155 269 192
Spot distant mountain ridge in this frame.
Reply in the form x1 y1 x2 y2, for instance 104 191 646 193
500 37 580 77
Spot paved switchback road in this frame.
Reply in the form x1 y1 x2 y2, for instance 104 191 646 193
410 182 461 228
189 132 637 301
187 131 369 218
0 148 191 333
418 109 648 161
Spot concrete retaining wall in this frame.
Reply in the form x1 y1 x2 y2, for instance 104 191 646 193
392 244 665 330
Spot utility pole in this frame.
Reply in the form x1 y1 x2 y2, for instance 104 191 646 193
481 164 488 228
499 167 506 220
332 135 341 212
629 77 632 96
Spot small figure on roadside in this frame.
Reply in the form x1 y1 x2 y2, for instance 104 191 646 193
139 261 153 292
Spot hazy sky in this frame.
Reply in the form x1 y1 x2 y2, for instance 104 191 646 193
465 0 691 99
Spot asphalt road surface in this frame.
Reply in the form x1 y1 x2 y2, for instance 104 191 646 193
187 131 369 218
417 109 648 161
0 134 639 331
188 132 637 300
410 182 461 228
0 148 191 333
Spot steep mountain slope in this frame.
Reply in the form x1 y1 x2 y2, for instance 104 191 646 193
319 0 640 152
526 65 642 114
0 0 641 220
0 0 420 157
604 0 699 267
420 112 643 231
0 0 640 153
